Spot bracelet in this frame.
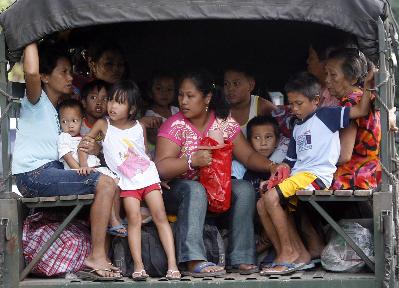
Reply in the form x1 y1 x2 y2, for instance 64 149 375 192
366 87 377 92
187 154 194 170
268 160 277 171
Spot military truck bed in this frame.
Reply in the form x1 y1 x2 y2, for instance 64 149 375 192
19 271 375 288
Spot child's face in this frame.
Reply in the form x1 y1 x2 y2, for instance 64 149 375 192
107 96 134 122
287 92 319 120
82 87 108 120
249 124 278 158
151 77 175 107
223 71 254 106
59 107 83 137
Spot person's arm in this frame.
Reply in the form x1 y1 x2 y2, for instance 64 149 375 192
349 69 375 119
78 119 107 167
23 43 42 104
141 122 150 156
232 132 277 174
139 116 163 129
337 121 357 165
155 136 213 180
62 153 81 169
258 97 277 116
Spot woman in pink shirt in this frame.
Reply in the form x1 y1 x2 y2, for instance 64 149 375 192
155 71 276 277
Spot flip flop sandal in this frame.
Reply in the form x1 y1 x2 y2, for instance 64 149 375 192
226 264 259 275
260 249 276 269
77 268 122 281
181 262 226 278
166 269 181 280
300 261 316 270
107 224 128 237
132 270 149 281
260 262 305 276
311 258 321 266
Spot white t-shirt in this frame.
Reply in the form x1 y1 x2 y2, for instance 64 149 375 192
284 107 350 186
57 132 100 169
103 119 160 190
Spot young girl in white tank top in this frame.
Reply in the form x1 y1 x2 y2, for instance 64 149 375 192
79 81 180 281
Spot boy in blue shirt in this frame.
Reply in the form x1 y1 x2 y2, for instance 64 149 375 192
258 71 374 275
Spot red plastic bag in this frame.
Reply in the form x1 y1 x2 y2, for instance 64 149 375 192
199 137 233 213
267 165 291 190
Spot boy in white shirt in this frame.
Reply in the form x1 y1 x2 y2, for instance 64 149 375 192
258 71 374 275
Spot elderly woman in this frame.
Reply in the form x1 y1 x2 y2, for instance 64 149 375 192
325 48 381 190
155 71 276 277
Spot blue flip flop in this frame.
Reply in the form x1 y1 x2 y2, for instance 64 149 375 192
260 249 276 269
181 262 226 278
107 224 128 237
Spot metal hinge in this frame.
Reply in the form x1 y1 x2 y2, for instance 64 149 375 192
0 218 10 241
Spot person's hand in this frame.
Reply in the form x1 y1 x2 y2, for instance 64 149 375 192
78 136 100 155
140 116 163 129
389 107 399 132
160 180 171 190
191 149 213 168
76 167 96 176
364 65 378 90
266 164 290 190
259 180 268 194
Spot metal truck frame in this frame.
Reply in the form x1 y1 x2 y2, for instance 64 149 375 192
0 1 398 287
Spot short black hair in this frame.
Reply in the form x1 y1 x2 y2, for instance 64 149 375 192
247 116 280 140
81 79 110 100
284 72 321 101
58 99 84 118
38 42 71 75
224 64 255 79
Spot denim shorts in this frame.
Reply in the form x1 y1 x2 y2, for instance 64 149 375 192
15 161 101 198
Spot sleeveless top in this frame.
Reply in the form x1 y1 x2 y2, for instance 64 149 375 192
102 118 160 190
240 95 259 137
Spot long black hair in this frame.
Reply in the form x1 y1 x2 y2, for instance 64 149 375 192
178 70 230 120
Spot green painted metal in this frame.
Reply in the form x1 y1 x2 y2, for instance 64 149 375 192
306 199 375 272
0 197 23 288
0 32 11 193
17 273 377 288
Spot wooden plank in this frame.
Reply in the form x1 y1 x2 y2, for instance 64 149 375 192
354 189 372 196
59 195 78 201
333 190 354 196
77 194 95 200
315 190 333 196
296 190 314 196
21 197 39 203
38 196 58 202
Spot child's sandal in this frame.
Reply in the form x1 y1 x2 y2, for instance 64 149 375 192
132 270 149 281
166 269 181 280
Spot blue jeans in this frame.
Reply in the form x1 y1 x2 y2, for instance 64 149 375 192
15 161 101 197
163 179 256 266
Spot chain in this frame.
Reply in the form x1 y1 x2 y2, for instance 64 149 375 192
380 160 399 184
